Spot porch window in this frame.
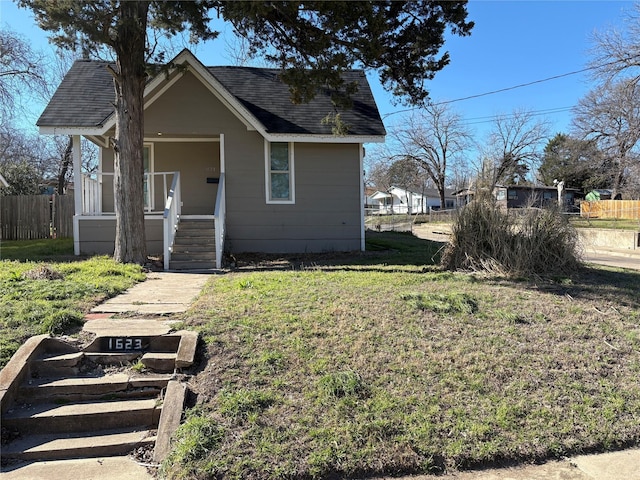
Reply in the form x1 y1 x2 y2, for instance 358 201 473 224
266 141 295 203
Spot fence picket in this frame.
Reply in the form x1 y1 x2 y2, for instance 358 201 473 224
0 195 74 240
580 200 640 220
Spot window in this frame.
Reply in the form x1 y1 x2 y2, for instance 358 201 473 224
266 142 294 203
507 189 517 200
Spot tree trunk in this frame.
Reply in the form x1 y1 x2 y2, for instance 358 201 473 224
111 1 149 264
57 136 72 194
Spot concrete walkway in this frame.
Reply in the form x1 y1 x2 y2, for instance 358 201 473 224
91 271 212 315
381 447 640 480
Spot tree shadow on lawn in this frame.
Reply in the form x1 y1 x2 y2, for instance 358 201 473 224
228 231 446 273
229 231 640 308
534 264 640 310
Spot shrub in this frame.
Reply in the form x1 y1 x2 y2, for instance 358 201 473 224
441 199 582 277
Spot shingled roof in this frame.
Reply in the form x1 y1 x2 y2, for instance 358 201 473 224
37 54 386 139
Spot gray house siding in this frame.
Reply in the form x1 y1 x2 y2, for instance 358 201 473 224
225 141 362 253
78 217 163 255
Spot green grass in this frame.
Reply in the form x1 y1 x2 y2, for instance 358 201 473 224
162 232 640 479
0 238 75 260
570 217 640 230
0 242 145 368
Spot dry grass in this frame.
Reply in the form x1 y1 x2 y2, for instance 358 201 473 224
441 201 581 277
161 235 640 479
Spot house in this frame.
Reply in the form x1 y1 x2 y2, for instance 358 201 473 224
366 186 455 214
493 185 580 211
37 50 386 268
454 184 581 211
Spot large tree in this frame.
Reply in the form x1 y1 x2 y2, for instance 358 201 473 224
482 109 549 188
538 133 610 192
393 103 472 208
572 80 640 198
20 0 473 264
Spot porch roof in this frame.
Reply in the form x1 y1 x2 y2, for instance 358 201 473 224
37 51 386 139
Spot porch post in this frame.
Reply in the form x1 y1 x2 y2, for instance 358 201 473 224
72 135 82 255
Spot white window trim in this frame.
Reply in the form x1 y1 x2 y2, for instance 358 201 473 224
144 143 155 211
265 140 295 204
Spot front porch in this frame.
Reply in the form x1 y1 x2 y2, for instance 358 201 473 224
71 136 226 270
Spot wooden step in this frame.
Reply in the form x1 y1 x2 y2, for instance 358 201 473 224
169 260 216 270
2 398 161 434
1 429 156 461
170 252 216 262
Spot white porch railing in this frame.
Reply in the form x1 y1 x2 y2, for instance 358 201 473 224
80 171 177 215
163 172 181 271
213 173 226 269
80 170 225 270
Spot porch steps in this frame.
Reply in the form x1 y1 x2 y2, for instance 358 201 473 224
0 329 198 466
170 218 217 270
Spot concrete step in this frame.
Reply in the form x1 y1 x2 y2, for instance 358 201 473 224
3 398 161 435
141 352 177 373
17 374 172 404
1 429 156 461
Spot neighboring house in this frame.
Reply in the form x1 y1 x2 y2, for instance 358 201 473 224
367 186 455 214
456 185 580 211
494 185 581 210
37 49 386 268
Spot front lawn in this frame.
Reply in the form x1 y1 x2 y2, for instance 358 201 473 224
0 242 145 368
162 232 640 479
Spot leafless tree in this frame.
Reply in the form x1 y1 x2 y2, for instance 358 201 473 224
572 80 640 198
393 103 473 208
588 3 640 86
0 29 46 122
481 109 550 189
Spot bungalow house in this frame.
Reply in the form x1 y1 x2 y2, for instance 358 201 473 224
367 186 455 214
37 50 386 269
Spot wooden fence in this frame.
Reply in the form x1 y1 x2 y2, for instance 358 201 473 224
0 195 74 240
580 200 640 220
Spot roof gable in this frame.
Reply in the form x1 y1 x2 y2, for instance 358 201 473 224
37 50 386 141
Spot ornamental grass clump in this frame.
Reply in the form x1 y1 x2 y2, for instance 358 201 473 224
441 198 582 277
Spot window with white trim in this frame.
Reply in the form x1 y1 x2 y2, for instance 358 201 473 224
266 141 294 203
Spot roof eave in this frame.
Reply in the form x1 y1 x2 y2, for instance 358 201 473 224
264 133 386 143
38 126 108 136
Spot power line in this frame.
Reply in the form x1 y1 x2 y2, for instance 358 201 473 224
382 69 590 120
381 55 640 120
461 106 574 126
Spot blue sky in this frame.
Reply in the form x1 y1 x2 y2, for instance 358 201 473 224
0 0 634 141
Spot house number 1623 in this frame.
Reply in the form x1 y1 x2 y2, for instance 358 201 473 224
107 338 143 350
